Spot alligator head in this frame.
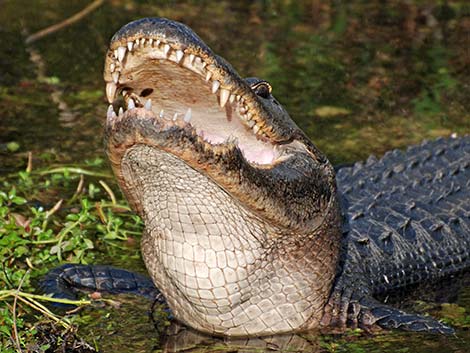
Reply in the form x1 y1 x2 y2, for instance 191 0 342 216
104 18 342 336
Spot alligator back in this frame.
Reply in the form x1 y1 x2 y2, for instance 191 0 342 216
327 136 470 332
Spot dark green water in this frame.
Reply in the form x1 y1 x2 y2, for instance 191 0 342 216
1 0 469 352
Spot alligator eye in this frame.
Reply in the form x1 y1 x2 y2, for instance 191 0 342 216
253 83 271 99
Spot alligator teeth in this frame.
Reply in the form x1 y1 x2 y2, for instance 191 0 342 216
184 108 192 122
247 120 256 128
107 104 116 121
127 98 135 110
112 72 119 84
117 46 127 62
110 63 115 72
219 88 230 108
226 135 238 145
175 50 184 63
253 125 260 134
148 38 153 46
127 41 133 51
144 99 152 110
229 94 236 104
205 71 212 82
159 109 164 118
118 107 124 117
156 39 161 47
140 38 146 46
212 80 220 94
106 82 117 103
163 44 171 58
173 113 178 121
189 54 195 65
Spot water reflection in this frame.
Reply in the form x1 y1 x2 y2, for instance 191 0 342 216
160 323 320 353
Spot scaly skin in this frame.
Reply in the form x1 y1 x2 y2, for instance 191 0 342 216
44 18 470 337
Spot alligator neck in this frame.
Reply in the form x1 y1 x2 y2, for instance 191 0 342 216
117 144 342 336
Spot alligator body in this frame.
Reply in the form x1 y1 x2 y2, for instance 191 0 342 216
44 18 470 337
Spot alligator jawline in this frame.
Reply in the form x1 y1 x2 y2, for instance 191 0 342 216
103 34 294 166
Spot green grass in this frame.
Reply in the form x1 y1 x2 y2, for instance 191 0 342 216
0 160 143 352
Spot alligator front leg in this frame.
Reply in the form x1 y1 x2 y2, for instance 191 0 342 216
321 285 454 334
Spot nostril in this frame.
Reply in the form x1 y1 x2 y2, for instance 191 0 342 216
141 88 154 97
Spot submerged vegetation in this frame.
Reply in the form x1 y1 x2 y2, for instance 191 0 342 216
0 0 469 352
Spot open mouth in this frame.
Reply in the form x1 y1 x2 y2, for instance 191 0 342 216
103 23 286 166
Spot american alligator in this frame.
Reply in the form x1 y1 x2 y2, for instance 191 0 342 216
44 18 470 337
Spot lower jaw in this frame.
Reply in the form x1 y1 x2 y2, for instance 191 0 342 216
106 103 279 166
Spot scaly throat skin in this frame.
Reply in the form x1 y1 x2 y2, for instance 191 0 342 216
104 18 342 336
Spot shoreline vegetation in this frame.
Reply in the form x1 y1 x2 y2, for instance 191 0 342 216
0 158 144 352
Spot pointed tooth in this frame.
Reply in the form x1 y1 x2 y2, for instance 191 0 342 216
159 109 164 118
202 62 207 69
140 38 146 46
189 54 195 65
175 50 184 63
106 82 117 103
173 113 178 121
149 38 153 46
211 80 220 94
112 71 119 84
117 46 127 62
184 108 192 122
253 125 260 134
219 88 230 108
156 39 161 47
127 98 135 110
127 41 133 51
205 71 212 82
144 99 152 111
118 107 124 117
163 44 171 57
230 94 236 104
107 104 115 120
226 135 238 145
113 49 118 59
110 63 115 72
236 95 241 101
247 120 256 128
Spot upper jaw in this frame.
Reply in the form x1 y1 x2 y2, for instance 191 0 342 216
103 18 309 166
